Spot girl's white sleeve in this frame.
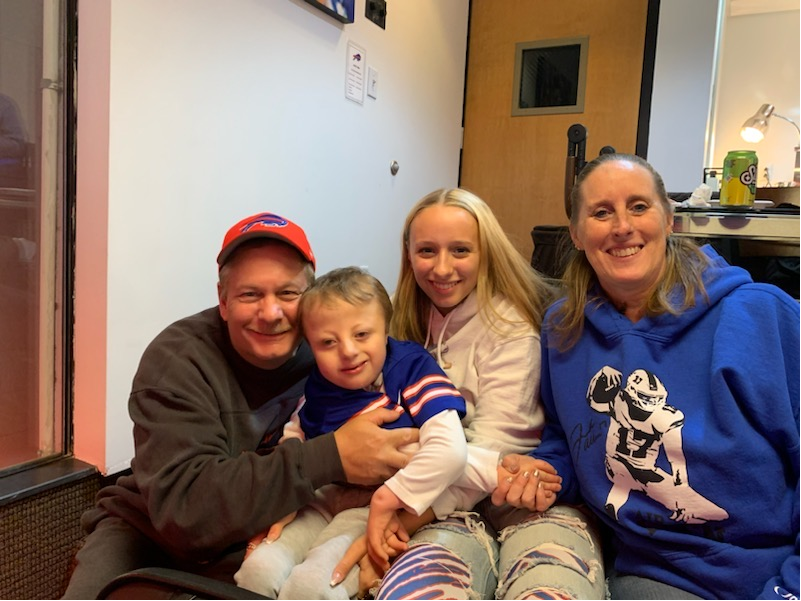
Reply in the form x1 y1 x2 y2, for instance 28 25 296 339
430 445 500 519
382 409 467 516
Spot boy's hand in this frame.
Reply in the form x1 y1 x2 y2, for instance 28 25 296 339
367 485 409 571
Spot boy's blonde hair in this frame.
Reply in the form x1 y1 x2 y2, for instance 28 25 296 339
299 266 393 335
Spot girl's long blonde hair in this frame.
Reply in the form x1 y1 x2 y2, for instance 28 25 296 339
390 188 556 344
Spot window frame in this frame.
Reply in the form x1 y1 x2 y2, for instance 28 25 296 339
0 0 82 499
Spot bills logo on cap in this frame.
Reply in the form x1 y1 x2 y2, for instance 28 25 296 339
240 213 288 233
217 211 316 270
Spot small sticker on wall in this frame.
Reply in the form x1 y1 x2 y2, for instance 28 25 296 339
345 40 365 104
367 66 378 99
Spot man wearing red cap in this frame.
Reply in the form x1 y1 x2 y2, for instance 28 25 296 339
63 212 417 599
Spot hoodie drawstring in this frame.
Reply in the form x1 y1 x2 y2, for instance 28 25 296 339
425 304 454 369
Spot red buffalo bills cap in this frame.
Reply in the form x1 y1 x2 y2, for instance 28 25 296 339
217 212 316 270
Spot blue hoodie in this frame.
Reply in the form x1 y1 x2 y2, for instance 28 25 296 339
535 245 799 600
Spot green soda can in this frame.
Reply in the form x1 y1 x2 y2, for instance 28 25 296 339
720 150 758 207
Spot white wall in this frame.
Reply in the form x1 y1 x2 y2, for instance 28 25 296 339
711 8 800 186
74 0 469 474
74 0 796 475
648 0 720 191
649 0 800 191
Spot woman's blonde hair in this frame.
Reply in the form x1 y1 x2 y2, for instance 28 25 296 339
551 153 710 350
390 188 556 344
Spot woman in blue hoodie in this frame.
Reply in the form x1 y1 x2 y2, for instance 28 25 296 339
494 153 799 600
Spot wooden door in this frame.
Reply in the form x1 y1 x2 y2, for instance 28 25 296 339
460 0 652 259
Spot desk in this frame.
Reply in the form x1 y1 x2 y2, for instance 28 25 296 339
672 209 799 243
672 206 799 298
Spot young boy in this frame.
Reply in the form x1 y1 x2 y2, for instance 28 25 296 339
234 267 537 599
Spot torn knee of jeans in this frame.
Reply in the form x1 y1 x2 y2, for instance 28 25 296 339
495 542 603 599
412 512 500 582
418 510 485 533
377 542 481 599
498 510 598 553
425 511 499 579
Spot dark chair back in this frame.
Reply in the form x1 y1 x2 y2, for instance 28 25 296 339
530 225 571 280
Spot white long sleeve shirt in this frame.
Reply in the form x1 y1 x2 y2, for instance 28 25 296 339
283 398 467 517
425 291 545 517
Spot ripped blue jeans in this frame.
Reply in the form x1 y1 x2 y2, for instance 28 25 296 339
376 502 605 600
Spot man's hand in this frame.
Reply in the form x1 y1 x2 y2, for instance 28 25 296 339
491 454 561 512
334 409 418 486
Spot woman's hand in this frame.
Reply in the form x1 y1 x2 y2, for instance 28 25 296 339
330 534 367 588
491 454 562 512
244 510 297 559
331 507 434 593
330 533 386 598
357 553 386 599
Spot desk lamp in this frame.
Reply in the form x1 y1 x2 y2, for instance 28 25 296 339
740 103 800 185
